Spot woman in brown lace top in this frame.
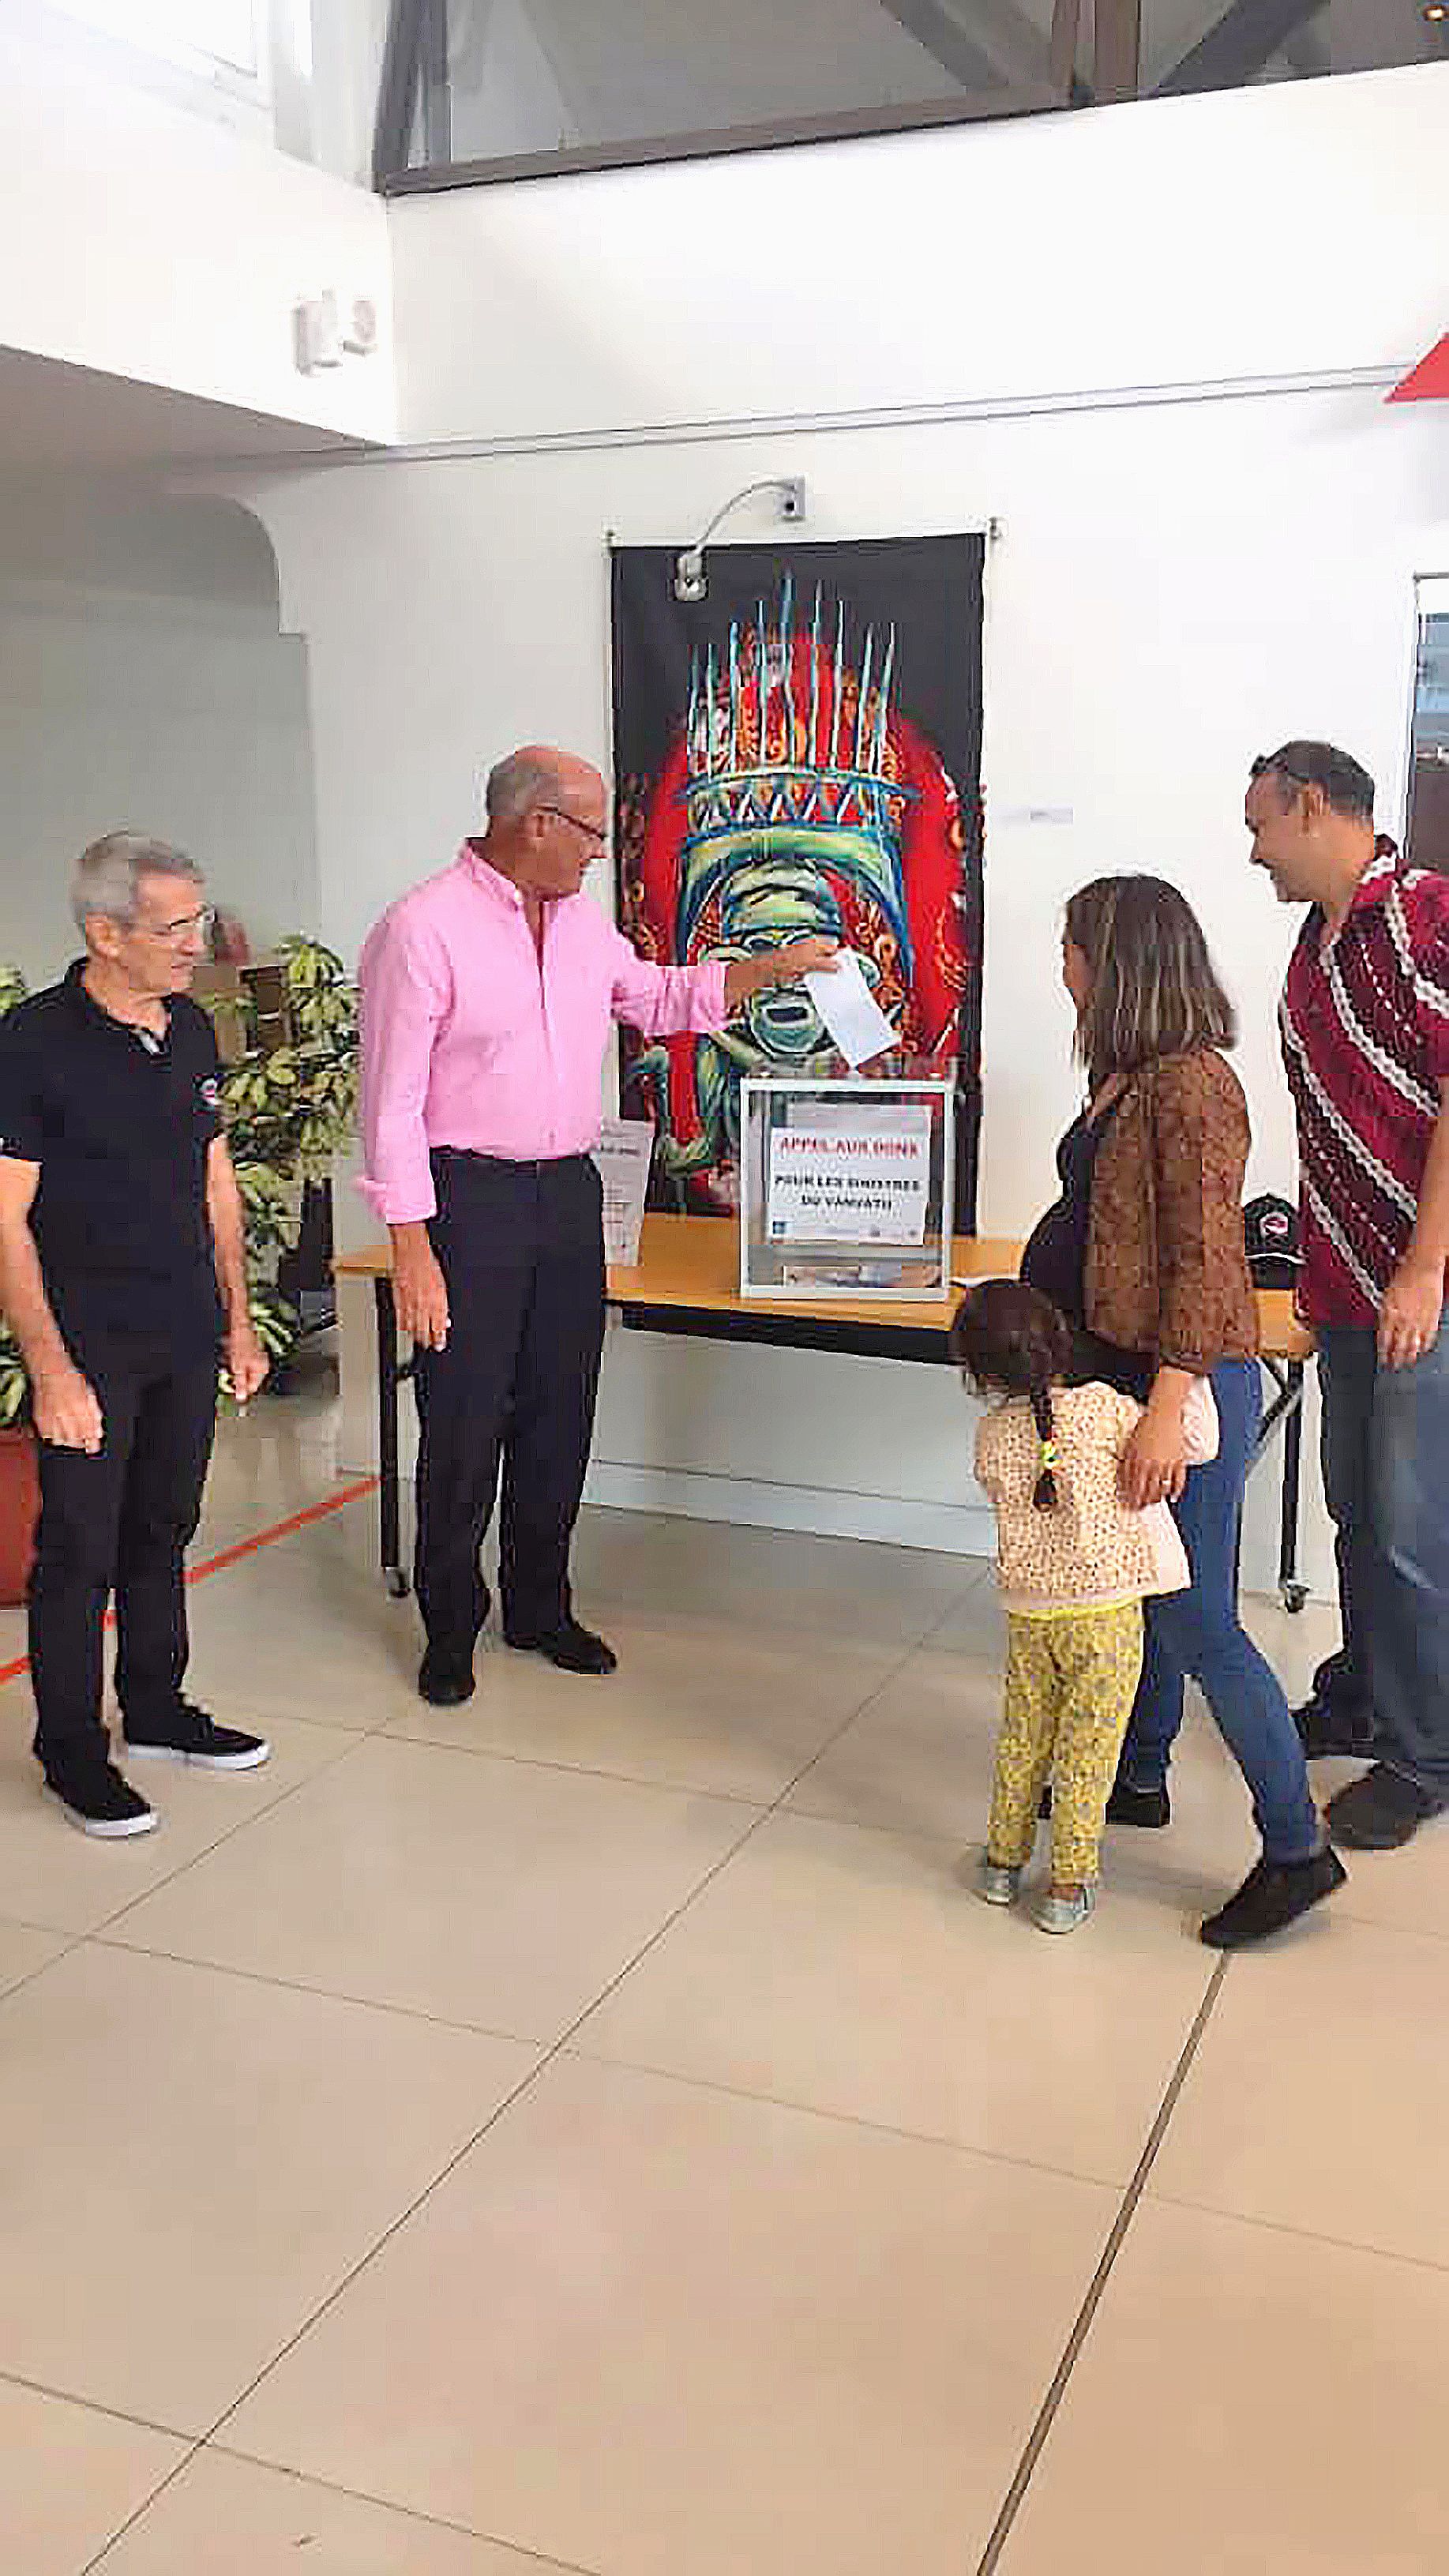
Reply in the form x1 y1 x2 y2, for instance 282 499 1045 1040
1017 876 1342 1949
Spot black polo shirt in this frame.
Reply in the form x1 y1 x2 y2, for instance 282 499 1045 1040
0 962 225 1357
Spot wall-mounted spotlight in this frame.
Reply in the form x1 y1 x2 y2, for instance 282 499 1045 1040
674 477 806 603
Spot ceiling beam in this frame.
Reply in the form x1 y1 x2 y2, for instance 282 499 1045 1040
882 0 1093 100
419 0 451 166
1155 0 1329 96
1049 0 1085 98
373 0 424 186
948 0 1061 87
1093 0 1142 102
878 0 1009 88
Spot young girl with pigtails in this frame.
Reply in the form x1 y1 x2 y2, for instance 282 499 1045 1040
949 1279 1217 1934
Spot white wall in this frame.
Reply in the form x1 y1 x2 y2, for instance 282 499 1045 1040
241 61 1449 1592
386 62 1449 446
0 22 395 445
0 495 318 981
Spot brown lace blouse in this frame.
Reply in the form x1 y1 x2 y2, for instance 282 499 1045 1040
1083 1051 1259 1372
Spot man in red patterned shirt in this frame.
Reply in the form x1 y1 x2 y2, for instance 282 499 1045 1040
1248 741 1449 1849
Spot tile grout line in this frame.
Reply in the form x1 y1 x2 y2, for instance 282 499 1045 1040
974 1951 1231 2576
22 1580 974 2206
0 2363 196 2447
81 2443 209 2576
191 1799 781 2458
0 1472 393 1960
178 1621 940 2476
1140 2180 1449 2284
554 2037 1155 2195
81 1930 546 2045
196 2443 606 2575
79 2431 605 2576
0 1926 90 2002
762 1613 961 1819
176 1606 1017 2473
359 1713 786 1806
78 1730 373 1942
62 1552 988 2575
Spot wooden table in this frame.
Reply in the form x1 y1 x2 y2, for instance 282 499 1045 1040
336 1215 1313 1609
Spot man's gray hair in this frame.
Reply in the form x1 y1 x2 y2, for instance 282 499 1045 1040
72 832 204 933
484 751 562 826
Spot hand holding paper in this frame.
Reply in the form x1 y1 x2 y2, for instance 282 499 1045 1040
803 948 898 1069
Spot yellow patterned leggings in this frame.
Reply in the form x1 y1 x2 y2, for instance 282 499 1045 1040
986 1604 1145 1887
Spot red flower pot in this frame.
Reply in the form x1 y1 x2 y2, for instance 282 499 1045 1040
0 1425 39 1607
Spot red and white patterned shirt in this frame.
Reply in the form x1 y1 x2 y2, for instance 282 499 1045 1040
1279 844 1449 1327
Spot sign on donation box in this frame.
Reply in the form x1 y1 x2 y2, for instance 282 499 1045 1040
741 1080 955 1300
767 1110 931 1245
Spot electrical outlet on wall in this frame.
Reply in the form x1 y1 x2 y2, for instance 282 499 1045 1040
778 479 806 522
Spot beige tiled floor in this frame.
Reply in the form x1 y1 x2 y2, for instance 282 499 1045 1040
2 1370 1447 2573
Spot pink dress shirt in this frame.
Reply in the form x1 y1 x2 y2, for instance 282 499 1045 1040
358 844 729 1224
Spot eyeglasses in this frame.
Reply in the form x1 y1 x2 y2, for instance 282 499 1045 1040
535 805 607 849
131 904 215 946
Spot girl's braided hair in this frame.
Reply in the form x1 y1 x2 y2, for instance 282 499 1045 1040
948 1278 1080 1510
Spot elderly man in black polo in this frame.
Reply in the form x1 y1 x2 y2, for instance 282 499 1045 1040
0 834 270 1838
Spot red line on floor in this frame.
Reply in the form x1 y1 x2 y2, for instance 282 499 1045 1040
186 1475 380 1581
0 1473 380 1688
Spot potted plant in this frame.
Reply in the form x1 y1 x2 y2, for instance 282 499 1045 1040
0 1311 38 1607
210 937 359 1385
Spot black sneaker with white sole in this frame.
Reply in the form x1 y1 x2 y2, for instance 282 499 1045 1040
45 1758 158 1838
123 1702 270 1770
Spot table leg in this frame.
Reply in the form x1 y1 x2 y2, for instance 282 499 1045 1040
1278 1359 1307 1613
1251 1357 1308 1614
374 1277 410 1598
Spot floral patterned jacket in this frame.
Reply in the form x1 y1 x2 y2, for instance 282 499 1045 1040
1084 1050 1259 1372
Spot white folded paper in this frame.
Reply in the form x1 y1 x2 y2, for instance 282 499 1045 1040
592 1117 653 1266
803 949 897 1068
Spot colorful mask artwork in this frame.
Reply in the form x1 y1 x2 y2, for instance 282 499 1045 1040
611 537 985 1221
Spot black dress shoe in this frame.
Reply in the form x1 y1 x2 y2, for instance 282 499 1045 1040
418 1649 476 1707
505 1618 618 1676
1106 1779 1171 1829
1199 1844 1346 1948
1326 1763 1443 1851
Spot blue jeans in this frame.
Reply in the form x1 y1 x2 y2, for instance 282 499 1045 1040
1317 1320 1449 1803
1118 1359 1322 1864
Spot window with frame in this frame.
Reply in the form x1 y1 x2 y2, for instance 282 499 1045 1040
1408 578 1449 878
374 0 1449 193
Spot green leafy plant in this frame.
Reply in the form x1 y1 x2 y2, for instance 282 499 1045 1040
213 937 359 1380
0 1338 28 1429
0 937 359 1418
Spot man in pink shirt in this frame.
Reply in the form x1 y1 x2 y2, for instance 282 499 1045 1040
360 745 836 1702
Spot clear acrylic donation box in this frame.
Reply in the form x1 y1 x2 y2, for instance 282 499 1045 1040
739 1079 955 1301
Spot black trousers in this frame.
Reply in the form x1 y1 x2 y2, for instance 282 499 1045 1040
29 1340 219 1774
413 1151 606 1656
